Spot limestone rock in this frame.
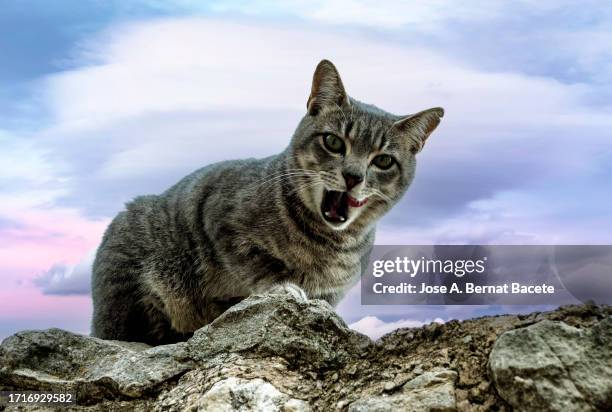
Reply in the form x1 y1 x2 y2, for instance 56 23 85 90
0 328 192 403
189 377 309 412
187 294 371 369
348 369 457 412
489 318 612 411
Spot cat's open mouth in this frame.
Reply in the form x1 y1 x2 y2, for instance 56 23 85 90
321 190 368 224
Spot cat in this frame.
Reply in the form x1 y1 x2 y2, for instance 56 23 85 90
91 59 444 345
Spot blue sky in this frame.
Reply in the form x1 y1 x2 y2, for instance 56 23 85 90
1 1 611 340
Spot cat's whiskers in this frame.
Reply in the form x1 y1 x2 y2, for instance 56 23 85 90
251 168 318 185
254 171 318 190
250 181 324 228
364 188 393 203
286 181 322 197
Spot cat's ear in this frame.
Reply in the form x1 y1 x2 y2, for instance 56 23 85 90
307 59 350 115
392 107 444 154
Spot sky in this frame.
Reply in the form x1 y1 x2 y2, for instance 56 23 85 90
1 0 611 341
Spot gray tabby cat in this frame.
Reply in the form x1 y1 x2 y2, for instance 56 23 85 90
91 60 443 345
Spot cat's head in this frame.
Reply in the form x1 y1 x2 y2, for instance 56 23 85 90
289 59 443 232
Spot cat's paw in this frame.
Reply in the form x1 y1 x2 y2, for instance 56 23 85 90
267 283 309 302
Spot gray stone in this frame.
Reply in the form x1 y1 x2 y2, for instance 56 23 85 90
0 328 192 402
489 318 612 411
189 377 310 412
348 369 457 412
188 294 371 368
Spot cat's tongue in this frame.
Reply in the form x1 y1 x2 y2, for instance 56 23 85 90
321 190 349 224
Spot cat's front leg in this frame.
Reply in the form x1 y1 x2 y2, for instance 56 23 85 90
264 282 309 302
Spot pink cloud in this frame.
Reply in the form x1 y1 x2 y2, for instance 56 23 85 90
0 205 106 337
0 208 108 280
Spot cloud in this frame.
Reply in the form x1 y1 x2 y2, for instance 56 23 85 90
34 249 96 295
217 0 506 30
0 131 63 186
349 315 445 340
46 18 609 133
192 1 612 86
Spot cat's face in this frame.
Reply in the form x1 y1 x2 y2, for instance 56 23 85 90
289 60 443 231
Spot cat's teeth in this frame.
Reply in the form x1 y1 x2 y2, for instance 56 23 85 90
339 216 346 222
324 211 332 217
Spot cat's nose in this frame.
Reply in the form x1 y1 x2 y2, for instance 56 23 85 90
343 172 364 191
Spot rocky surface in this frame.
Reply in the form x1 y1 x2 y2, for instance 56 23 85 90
490 318 612 411
0 293 610 411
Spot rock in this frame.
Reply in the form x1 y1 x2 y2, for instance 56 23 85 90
189 377 310 412
489 318 612 411
348 369 457 412
188 294 371 369
1 294 610 411
0 328 192 403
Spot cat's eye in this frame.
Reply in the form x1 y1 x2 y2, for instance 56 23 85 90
323 134 345 154
372 154 394 169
